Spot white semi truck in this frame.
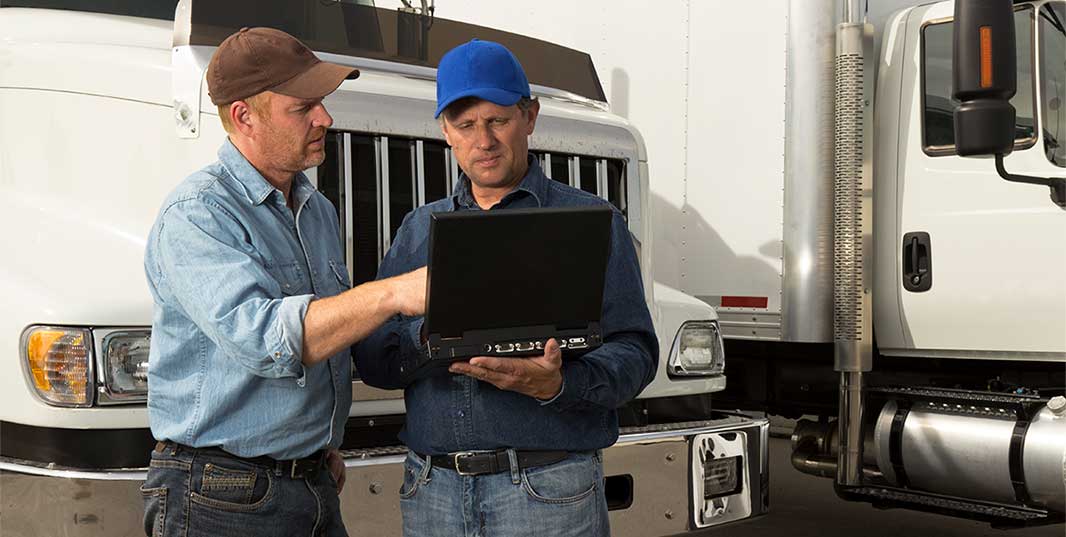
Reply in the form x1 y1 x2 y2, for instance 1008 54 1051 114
0 1 768 536
404 0 1066 528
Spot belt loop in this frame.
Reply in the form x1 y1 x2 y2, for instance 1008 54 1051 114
507 449 520 485
418 453 433 485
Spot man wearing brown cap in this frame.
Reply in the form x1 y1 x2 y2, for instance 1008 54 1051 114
141 27 426 536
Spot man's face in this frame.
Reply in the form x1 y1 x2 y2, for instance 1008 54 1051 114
251 92 333 173
440 99 539 190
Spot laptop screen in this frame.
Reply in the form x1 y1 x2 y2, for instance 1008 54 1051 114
425 206 613 339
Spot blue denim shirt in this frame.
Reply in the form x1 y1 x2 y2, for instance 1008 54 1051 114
355 156 658 455
143 140 352 460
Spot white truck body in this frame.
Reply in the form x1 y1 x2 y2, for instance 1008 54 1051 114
407 0 1065 358
0 2 768 535
405 0 1066 526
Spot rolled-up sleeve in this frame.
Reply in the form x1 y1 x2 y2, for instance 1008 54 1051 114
154 198 311 380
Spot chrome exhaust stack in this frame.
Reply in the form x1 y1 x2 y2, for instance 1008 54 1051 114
832 0 873 489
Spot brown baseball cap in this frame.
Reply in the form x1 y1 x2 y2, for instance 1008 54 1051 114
207 27 359 106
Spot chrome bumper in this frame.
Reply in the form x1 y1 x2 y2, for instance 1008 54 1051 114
0 413 768 536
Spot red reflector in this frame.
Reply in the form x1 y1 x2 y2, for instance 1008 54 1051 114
720 296 768 309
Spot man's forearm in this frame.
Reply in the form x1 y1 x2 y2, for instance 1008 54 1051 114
301 279 397 366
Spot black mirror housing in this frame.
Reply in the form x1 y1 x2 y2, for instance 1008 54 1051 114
952 0 1016 157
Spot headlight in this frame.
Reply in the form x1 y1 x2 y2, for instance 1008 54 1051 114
668 321 725 377
96 329 151 404
20 326 94 407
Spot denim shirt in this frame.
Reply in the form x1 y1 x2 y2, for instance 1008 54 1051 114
143 140 352 460
355 156 658 455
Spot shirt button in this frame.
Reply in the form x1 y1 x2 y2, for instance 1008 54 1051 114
297 378 306 387
275 352 281 357
458 411 464 417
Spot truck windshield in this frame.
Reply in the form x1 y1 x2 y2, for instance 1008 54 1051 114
1040 3 1065 167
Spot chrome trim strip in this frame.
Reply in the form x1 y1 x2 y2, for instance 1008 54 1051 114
597 159 609 199
718 321 782 329
0 460 146 481
446 147 458 197
343 132 355 282
378 135 391 259
543 153 553 179
615 417 769 445
569 156 580 189
414 140 426 207
343 454 407 469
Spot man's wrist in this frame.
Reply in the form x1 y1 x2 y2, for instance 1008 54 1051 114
535 374 564 402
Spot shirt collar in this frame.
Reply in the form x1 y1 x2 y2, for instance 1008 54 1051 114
218 138 313 207
452 154 549 210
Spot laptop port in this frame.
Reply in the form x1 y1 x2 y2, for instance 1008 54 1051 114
494 343 515 353
568 338 588 350
515 342 535 352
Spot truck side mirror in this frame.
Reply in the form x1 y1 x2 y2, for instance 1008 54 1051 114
952 0 1066 207
952 0 1016 157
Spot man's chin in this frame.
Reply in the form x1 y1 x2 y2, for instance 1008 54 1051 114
303 151 326 170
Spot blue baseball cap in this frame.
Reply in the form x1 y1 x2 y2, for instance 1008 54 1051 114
434 39 530 118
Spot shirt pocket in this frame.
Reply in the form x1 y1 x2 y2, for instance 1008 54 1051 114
265 260 311 296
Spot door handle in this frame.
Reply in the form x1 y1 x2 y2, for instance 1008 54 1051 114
902 232 932 292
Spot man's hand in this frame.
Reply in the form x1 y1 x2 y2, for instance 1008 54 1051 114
449 339 563 400
325 448 346 493
386 266 427 317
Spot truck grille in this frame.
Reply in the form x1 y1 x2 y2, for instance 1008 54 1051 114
316 132 628 288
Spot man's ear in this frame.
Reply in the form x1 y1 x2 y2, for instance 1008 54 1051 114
439 117 454 147
230 100 254 137
524 100 541 135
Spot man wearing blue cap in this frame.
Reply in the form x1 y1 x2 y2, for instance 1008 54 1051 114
355 39 657 537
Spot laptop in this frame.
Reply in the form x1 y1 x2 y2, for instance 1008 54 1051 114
412 205 613 377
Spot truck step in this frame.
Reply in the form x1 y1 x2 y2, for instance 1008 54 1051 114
868 386 1044 407
844 486 1060 527
619 415 755 436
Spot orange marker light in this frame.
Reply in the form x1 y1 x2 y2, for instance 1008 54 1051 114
980 26 993 88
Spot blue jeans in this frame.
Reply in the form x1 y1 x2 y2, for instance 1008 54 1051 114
140 445 348 537
399 450 609 537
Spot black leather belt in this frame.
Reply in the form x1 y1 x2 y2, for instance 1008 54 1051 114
155 440 325 480
422 450 569 476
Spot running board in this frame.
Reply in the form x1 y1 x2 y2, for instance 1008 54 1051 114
840 485 1062 528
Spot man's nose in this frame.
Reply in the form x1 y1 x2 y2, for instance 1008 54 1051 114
313 103 334 130
475 124 496 150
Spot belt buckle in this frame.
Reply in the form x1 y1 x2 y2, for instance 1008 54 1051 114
453 452 477 476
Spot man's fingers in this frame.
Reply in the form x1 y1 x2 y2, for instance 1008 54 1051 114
467 356 518 374
545 338 561 355
449 362 510 385
528 339 562 369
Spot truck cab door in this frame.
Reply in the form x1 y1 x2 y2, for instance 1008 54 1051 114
893 1 1065 358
